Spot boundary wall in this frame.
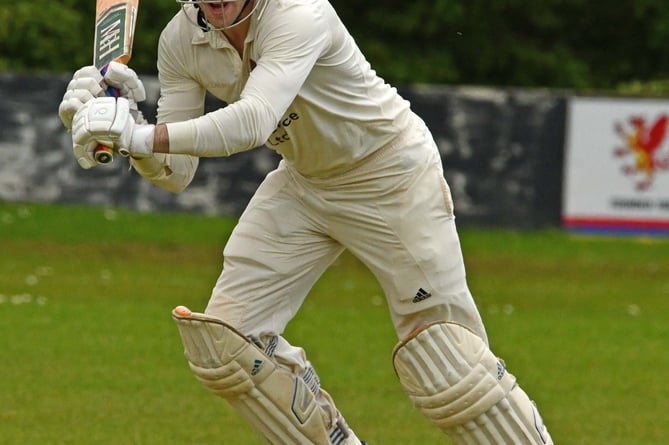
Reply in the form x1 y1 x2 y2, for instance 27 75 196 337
1 73 567 228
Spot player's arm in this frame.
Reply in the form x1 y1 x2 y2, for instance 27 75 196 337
126 28 205 193
164 4 330 157
62 28 201 193
69 5 328 166
128 138 196 194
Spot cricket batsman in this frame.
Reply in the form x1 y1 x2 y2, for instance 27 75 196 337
58 0 554 443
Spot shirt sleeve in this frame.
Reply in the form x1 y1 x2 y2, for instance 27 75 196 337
131 23 202 193
156 25 207 125
166 2 331 157
130 153 198 193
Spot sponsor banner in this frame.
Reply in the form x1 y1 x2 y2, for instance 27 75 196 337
563 97 669 235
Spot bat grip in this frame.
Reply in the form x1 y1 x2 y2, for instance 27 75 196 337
93 82 120 164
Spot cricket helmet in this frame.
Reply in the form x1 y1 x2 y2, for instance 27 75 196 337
175 0 267 31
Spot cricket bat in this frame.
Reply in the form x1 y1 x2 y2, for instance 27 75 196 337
93 0 140 164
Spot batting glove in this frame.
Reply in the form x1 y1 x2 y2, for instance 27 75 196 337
103 62 148 123
71 97 154 169
58 66 104 130
59 62 147 131
103 62 146 104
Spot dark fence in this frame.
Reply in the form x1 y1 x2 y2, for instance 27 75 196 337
0 73 567 228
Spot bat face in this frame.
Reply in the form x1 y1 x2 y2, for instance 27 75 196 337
94 0 140 69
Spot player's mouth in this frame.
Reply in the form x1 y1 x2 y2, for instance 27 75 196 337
202 2 225 17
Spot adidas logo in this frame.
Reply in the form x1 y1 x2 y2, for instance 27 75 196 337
496 361 506 381
412 287 432 303
251 359 264 376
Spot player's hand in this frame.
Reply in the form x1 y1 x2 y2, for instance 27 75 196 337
58 66 104 130
103 61 146 105
71 97 154 169
59 63 147 132
103 62 148 124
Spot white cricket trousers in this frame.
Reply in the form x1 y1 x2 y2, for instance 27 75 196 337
205 113 487 368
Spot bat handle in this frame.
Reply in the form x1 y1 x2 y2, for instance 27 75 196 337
94 78 120 164
94 144 114 164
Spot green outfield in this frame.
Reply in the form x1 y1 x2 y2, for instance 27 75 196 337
1 202 668 444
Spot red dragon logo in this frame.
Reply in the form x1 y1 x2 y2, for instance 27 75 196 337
614 114 669 190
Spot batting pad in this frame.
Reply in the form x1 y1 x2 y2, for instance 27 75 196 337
172 306 348 445
393 322 552 444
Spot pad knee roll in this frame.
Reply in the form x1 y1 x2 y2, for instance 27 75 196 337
172 306 352 445
393 322 552 444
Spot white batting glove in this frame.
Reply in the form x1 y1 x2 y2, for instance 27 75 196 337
58 62 147 131
58 66 104 130
71 97 154 169
103 61 146 104
103 62 148 123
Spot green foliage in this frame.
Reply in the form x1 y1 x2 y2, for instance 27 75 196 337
2 202 669 443
2 0 669 88
126 2 182 73
616 79 669 96
0 0 178 74
333 0 669 89
0 1 91 72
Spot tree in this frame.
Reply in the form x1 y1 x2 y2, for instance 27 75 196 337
2 0 669 90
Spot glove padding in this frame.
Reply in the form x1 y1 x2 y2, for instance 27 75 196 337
103 62 146 104
58 62 147 131
59 66 104 130
71 97 154 169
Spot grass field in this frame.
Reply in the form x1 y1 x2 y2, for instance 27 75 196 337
1 202 668 444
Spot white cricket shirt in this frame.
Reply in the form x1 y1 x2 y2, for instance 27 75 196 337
157 0 411 178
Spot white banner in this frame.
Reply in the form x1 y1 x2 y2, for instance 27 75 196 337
563 96 669 233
